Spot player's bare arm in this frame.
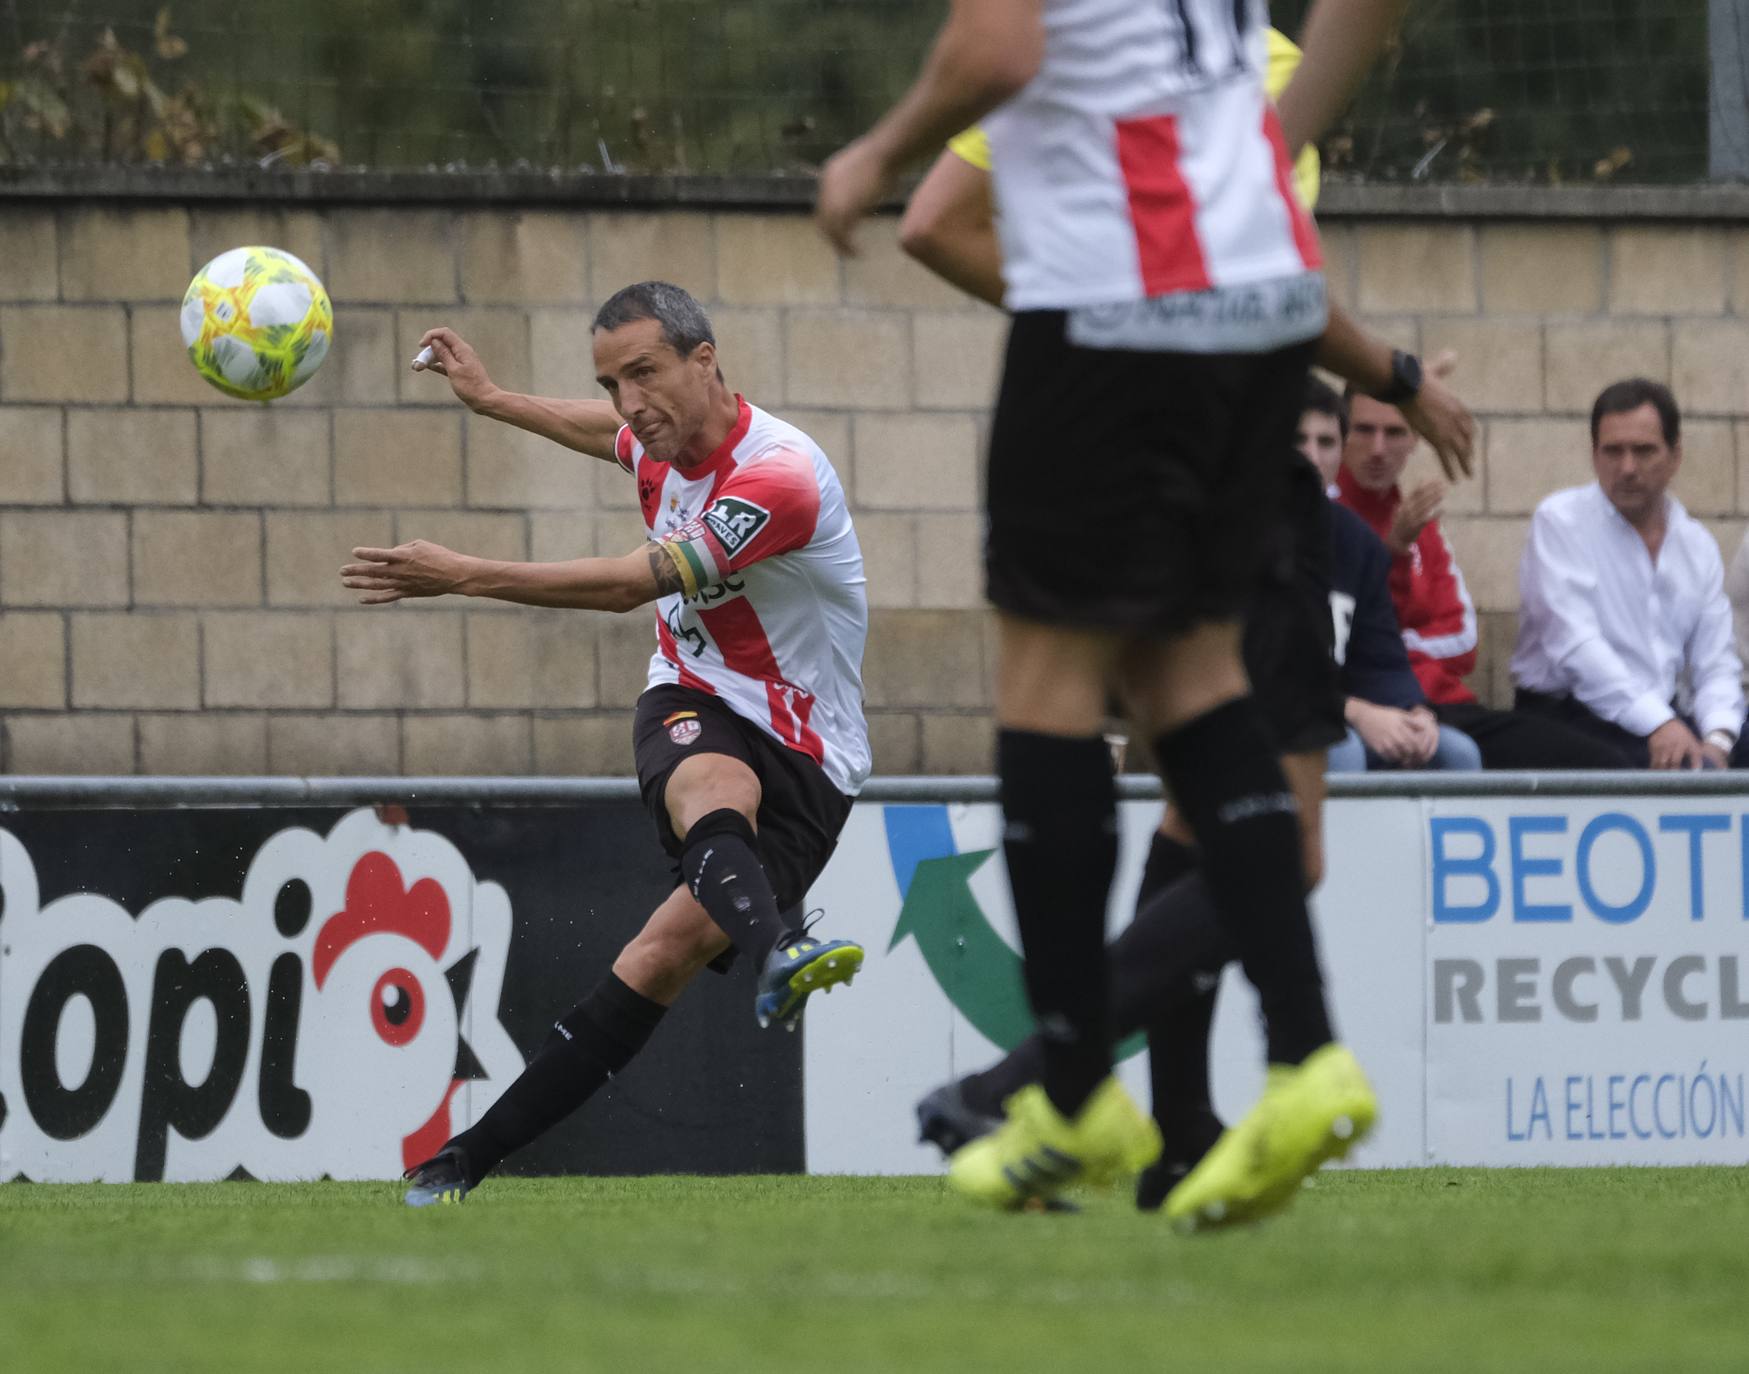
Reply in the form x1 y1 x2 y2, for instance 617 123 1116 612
816 0 1043 254
898 148 1005 307
414 326 623 461
341 538 688 612
1318 303 1476 480
1275 0 1410 155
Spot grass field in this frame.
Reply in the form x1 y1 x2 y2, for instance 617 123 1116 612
2 1169 1745 1373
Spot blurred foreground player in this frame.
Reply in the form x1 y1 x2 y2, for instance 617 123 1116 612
819 0 1408 1224
343 283 871 1204
899 85 1476 1213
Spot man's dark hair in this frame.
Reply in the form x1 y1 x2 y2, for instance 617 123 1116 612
1590 377 1680 447
1304 374 1348 439
593 281 716 358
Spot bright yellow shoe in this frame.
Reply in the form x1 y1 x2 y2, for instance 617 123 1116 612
1164 1042 1376 1233
947 1077 1162 1209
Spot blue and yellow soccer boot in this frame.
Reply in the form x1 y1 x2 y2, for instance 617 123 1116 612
1165 1042 1377 1233
948 1077 1162 1209
754 934 864 1030
403 1145 472 1208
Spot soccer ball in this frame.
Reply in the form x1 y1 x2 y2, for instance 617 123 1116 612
180 246 333 402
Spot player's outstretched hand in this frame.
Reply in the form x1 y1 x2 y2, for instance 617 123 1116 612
1402 349 1476 483
341 541 471 604
816 137 893 256
413 327 499 412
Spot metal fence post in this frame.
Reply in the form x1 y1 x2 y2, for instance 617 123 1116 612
1713 0 1749 180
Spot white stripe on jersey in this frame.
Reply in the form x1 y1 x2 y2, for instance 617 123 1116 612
988 0 1322 323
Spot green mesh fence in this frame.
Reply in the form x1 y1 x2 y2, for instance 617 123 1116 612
0 1 1735 184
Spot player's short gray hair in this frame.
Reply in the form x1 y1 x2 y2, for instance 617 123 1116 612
593 281 716 358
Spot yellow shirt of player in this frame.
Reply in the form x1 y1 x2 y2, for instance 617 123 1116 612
948 26 1322 211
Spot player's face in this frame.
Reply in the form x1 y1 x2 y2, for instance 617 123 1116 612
1296 409 1344 486
593 318 718 463
1593 403 1680 527
1343 394 1416 493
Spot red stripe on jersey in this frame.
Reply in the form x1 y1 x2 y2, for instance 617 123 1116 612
1262 105 1322 271
1113 114 1211 296
655 616 713 694
614 424 635 472
697 596 824 764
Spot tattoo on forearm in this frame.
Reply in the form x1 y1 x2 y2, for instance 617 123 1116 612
645 542 689 597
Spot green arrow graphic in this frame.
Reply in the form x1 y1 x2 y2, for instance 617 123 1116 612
889 848 1143 1061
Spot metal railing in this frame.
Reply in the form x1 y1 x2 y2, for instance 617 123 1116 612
3 772 1748 810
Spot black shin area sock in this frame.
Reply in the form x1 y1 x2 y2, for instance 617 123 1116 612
446 973 666 1186
998 728 1119 1117
1147 989 1223 1167
1155 697 1333 1065
1108 874 1231 1158
679 808 792 966
958 1036 1047 1118
1108 873 1234 1037
1138 831 1199 899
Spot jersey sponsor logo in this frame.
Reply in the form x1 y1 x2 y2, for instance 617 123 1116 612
0 811 522 1182
668 718 702 746
702 496 772 557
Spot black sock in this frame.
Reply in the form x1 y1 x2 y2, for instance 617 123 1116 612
998 728 1118 1117
961 871 1231 1124
1109 872 1232 1157
679 808 792 966
959 1036 1046 1118
446 972 666 1186
1139 830 1198 897
1156 697 1332 1065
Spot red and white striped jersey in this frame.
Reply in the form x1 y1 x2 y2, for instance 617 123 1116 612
614 397 872 796
986 0 1324 345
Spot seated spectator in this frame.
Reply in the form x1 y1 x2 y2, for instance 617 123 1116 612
1513 378 1744 769
1299 379 1480 772
1336 388 1623 768
1724 532 1749 765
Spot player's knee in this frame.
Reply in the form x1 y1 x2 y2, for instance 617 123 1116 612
665 759 760 841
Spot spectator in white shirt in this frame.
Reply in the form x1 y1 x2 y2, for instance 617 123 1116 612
1512 378 1744 769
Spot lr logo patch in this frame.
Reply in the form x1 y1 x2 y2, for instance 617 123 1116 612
703 496 772 557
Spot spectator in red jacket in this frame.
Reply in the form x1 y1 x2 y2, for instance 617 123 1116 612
1336 391 1622 769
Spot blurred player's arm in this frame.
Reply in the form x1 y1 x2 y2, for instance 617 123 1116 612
414 326 623 462
1318 305 1475 481
816 0 1043 253
1276 0 1409 155
899 143 1005 307
342 538 688 612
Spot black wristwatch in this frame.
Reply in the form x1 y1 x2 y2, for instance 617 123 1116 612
1369 349 1424 406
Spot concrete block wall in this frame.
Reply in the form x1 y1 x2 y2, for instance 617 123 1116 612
1 194 1746 775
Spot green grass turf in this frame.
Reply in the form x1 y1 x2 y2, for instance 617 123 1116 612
1 1169 1745 1373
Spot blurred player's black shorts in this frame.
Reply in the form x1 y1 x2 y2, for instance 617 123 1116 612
1244 452 1345 755
985 309 1317 638
633 683 854 940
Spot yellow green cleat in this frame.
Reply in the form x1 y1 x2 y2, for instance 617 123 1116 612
1164 1042 1377 1233
947 1077 1162 1209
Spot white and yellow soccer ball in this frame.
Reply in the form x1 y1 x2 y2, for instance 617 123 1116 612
180 246 333 402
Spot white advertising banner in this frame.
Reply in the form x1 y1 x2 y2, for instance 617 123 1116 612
803 793 1749 1173
1424 796 1749 1165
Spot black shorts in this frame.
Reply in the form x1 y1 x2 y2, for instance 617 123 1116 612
1244 454 1346 755
633 683 854 916
985 310 1317 636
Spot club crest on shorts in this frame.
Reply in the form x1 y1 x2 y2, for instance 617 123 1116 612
665 710 702 746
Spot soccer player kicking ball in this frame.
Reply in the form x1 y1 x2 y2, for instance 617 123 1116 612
818 0 1407 1226
343 282 871 1205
